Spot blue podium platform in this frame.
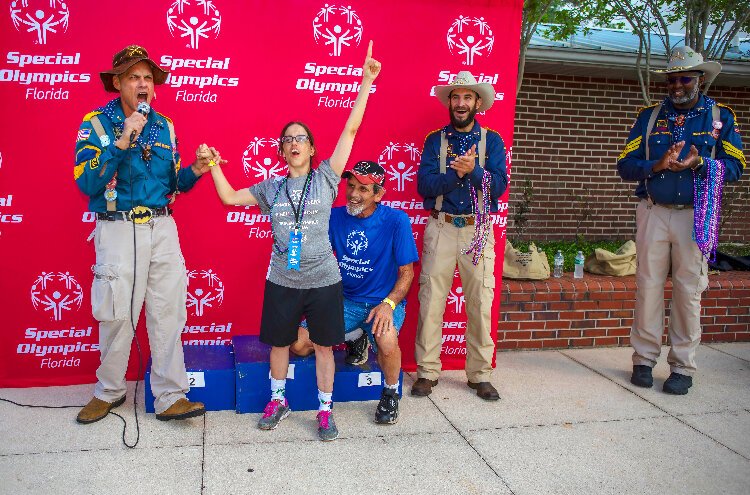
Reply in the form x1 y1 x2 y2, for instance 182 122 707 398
233 335 403 414
233 335 318 413
145 344 235 413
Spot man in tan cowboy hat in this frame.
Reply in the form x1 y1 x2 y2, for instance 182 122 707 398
618 46 745 395
413 71 508 401
74 45 222 423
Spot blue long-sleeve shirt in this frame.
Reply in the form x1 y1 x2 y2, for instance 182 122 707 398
417 121 508 214
617 94 745 204
74 99 199 212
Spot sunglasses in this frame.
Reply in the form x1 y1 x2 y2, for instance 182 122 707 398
280 135 310 144
666 75 700 85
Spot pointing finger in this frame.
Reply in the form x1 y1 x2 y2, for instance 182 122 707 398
367 40 373 59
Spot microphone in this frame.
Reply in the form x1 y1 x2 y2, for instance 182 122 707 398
130 102 151 142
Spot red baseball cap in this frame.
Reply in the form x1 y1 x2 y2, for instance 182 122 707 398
341 160 386 186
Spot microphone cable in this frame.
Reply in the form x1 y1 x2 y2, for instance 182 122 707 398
123 114 147 449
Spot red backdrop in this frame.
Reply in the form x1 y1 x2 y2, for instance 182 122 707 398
0 0 522 387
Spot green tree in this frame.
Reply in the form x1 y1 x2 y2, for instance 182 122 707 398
611 0 750 101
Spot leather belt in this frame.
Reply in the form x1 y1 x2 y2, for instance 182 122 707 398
649 201 693 210
96 207 172 223
431 209 475 227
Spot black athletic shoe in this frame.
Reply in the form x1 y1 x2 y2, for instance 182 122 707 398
663 372 693 395
631 365 654 388
345 332 369 365
375 387 400 424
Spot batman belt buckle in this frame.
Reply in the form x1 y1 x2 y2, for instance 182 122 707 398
452 217 467 228
128 206 153 224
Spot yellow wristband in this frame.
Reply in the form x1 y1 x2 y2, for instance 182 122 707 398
382 298 396 310
208 160 217 168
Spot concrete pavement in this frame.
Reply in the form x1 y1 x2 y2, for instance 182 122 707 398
1 343 749 495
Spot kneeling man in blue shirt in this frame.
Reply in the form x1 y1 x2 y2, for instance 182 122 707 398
292 161 419 424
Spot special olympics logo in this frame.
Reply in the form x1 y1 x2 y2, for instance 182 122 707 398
447 286 465 313
186 268 224 316
30 271 83 321
378 142 421 192
242 137 286 181
167 0 222 50
312 4 362 57
10 0 69 45
346 230 368 256
447 269 465 313
447 15 494 66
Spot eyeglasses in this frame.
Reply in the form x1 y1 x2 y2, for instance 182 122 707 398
666 75 699 85
280 135 310 144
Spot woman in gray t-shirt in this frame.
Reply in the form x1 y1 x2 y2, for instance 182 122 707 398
206 42 381 441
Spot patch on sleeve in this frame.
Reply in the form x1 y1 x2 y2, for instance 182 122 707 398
77 128 91 141
618 136 642 160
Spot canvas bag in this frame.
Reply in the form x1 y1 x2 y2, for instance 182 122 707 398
503 239 550 280
584 240 637 276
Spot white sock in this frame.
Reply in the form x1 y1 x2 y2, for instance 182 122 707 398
385 381 399 391
318 390 333 412
271 378 286 402
345 328 363 342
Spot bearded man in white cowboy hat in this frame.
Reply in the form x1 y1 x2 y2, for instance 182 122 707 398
412 71 508 401
618 46 745 395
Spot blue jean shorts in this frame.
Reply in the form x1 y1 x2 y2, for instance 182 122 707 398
302 298 406 354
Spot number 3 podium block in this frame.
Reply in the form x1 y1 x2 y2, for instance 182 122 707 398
145 344 236 413
233 335 403 414
332 351 403 401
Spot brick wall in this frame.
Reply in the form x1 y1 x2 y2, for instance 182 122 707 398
509 73 750 242
498 271 750 350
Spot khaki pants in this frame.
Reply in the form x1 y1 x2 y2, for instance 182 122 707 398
416 214 496 382
91 217 189 414
631 200 708 375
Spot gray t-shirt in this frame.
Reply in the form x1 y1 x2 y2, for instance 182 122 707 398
249 159 341 289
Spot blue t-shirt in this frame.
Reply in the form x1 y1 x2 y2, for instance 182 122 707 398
329 204 419 305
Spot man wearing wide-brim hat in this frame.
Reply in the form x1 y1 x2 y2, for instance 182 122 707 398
618 46 745 395
74 45 222 423
412 71 508 401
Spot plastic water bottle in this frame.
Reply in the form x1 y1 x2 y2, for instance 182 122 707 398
574 251 585 279
553 250 564 278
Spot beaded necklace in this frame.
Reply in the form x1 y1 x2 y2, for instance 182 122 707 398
463 170 492 265
693 158 725 262
269 169 315 255
99 97 162 162
662 95 716 143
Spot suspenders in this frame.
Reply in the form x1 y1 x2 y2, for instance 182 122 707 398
435 127 487 212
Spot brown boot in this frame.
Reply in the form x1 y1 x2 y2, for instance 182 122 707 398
76 395 126 424
155 398 206 421
467 381 500 401
411 378 438 397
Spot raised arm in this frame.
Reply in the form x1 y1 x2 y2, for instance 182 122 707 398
329 40 381 175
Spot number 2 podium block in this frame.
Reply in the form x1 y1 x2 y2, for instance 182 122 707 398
145 344 236 413
233 335 403 414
